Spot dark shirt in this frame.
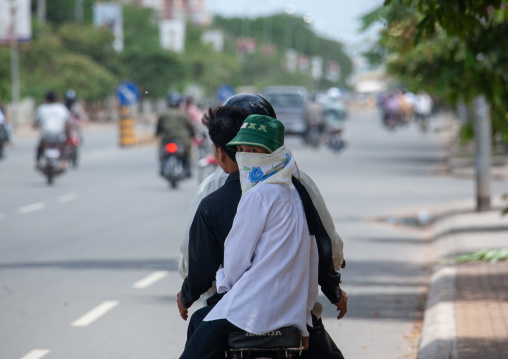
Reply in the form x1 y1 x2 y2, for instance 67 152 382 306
180 171 341 309
180 171 242 308
155 108 194 151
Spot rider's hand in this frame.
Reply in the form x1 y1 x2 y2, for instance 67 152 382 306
302 335 310 350
176 291 189 321
334 289 348 320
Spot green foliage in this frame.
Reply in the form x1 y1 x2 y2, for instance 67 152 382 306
122 49 184 98
454 248 508 263
122 5 160 54
20 31 116 101
33 0 96 25
0 48 12 102
57 24 120 75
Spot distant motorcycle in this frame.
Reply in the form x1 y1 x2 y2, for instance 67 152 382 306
159 138 188 189
324 110 346 153
66 125 81 168
197 153 218 183
304 118 323 148
327 127 346 153
38 135 67 185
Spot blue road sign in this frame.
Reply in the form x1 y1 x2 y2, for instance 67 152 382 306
216 85 235 103
116 82 140 106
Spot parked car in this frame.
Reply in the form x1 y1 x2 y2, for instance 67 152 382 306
260 86 308 135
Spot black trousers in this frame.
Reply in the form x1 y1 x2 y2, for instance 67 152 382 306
185 305 345 359
180 317 241 359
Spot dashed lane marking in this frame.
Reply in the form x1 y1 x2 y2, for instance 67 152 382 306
20 349 50 359
133 271 168 289
71 300 119 327
18 202 45 214
58 193 79 203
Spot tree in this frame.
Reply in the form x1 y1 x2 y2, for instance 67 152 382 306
20 24 117 101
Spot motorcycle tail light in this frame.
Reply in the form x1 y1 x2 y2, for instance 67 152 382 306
165 143 178 153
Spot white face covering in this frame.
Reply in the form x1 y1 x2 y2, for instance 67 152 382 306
236 145 300 193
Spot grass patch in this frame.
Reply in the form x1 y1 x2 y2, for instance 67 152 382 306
454 248 508 263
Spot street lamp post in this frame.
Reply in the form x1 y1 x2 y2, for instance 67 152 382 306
37 0 46 23
76 0 84 23
473 95 492 211
10 0 20 129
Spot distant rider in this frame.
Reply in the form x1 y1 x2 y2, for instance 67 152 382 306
0 98 12 146
33 91 71 168
155 93 195 176
65 90 88 127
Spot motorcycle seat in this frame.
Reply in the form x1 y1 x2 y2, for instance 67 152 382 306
227 326 301 350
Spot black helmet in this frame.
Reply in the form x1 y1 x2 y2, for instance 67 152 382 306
167 93 181 108
222 93 276 119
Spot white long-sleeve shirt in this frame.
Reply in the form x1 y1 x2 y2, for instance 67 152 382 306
178 168 344 281
203 182 319 337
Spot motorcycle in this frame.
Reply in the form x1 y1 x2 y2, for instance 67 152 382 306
303 118 323 148
226 326 303 359
197 153 218 183
38 135 67 185
324 110 346 153
66 126 82 168
159 138 188 189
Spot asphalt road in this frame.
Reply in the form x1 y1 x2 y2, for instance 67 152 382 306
1 108 505 359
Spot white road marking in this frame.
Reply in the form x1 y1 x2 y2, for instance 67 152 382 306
133 271 168 289
58 193 78 203
18 202 45 214
20 349 50 359
71 300 119 327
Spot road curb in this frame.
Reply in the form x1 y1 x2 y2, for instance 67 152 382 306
418 265 458 359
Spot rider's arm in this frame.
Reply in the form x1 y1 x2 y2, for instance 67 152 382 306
292 177 341 305
180 205 223 309
178 170 228 279
216 190 268 293
300 171 344 270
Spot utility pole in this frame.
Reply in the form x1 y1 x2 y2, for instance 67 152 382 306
10 0 20 129
75 0 84 23
473 95 492 212
37 0 46 23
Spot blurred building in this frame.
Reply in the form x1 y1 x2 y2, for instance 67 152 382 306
123 0 211 25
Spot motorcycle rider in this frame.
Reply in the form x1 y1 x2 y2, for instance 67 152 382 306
65 89 88 129
303 93 325 145
177 93 347 358
179 113 322 359
0 99 12 156
33 91 71 168
155 93 195 176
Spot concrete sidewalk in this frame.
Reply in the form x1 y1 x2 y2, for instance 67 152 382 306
419 205 508 359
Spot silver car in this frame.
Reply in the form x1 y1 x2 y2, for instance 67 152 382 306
260 86 308 134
